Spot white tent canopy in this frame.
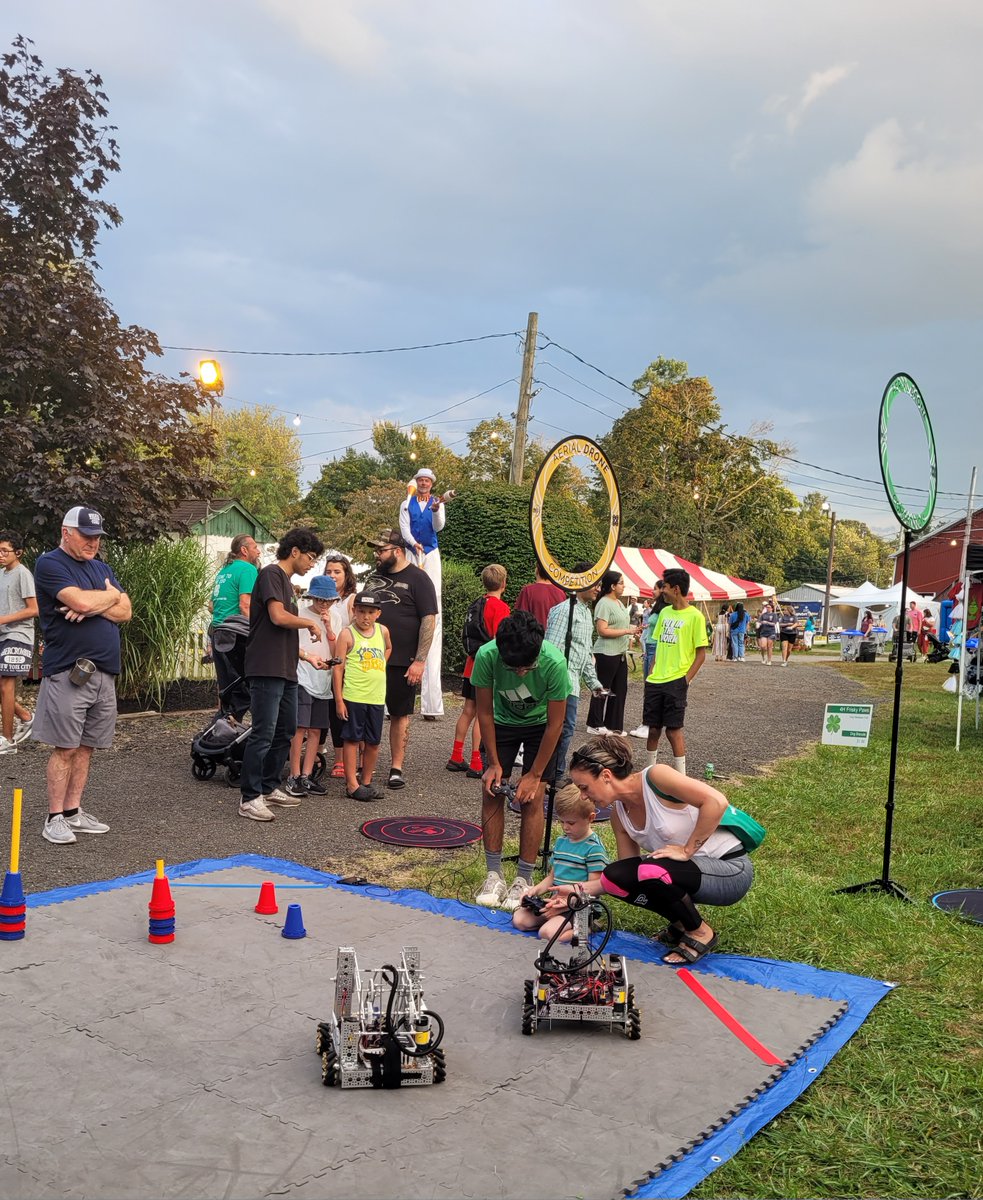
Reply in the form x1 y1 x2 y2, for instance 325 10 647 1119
831 581 938 629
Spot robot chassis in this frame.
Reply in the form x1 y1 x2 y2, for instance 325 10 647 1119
521 892 641 1039
315 946 447 1088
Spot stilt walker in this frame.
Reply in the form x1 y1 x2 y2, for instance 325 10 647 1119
399 468 451 718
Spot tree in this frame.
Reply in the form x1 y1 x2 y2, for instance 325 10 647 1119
598 359 798 579
300 448 383 529
464 417 514 481
0 37 213 548
196 404 301 534
318 479 407 561
371 421 463 490
784 493 894 588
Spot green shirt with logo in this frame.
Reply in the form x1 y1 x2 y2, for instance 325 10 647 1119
471 638 569 727
646 604 708 684
211 559 258 625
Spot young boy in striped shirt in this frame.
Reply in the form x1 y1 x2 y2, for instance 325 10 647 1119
512 784 608 942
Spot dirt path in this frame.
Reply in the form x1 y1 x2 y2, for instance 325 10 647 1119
3 658 871 894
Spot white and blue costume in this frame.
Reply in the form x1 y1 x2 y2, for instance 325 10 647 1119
399 484 446 716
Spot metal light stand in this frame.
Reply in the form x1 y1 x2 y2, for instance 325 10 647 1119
836 528 912 902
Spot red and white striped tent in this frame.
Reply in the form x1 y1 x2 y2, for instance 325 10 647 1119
613 548 775 603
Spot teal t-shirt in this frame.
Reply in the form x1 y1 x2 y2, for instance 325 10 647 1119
471 638 569 727
211 559 258 624
551 831 608 882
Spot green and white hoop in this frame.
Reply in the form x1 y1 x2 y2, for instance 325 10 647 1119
878 373 937 533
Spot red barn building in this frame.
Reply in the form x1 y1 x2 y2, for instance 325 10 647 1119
893 505 983 602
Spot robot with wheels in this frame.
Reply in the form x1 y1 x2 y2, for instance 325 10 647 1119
315 946 447 1088
521 892 640 1039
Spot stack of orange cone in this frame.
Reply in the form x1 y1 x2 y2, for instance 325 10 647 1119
148 861 175 943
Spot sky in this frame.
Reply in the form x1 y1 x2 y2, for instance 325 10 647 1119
8 1 983 538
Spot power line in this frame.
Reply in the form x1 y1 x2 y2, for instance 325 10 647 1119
162 331 522 357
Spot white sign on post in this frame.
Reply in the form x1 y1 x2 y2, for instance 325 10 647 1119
822 703 874 748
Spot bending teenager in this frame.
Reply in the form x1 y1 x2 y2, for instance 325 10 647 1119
555 734 753 966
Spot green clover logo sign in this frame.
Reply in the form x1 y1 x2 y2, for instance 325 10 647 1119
826 714 842 733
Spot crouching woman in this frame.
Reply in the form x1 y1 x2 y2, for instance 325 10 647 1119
558 734 755 966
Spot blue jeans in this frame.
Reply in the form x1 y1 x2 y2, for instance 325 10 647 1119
555 693 579 779
730 630 746 660
240 676 297 801
643 643 656 679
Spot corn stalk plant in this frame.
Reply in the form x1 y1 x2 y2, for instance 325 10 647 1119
104 538 210 706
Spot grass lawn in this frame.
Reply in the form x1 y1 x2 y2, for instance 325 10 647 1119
344 662 982 1198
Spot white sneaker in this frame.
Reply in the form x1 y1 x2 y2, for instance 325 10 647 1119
13 716 33 744
629 725 649 739
0 735 17 756
585 726 609 736
264 787 301 808
239 797 275 821
42 814 76 845
475 871 508 908
503 878 529 912
65 809 110 834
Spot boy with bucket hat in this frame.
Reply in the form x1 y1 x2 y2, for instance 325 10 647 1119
285 575 339 797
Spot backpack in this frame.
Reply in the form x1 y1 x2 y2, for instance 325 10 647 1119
719 803 767 853
462 595 490 658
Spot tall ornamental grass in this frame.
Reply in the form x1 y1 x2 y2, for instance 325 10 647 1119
104 538 210 705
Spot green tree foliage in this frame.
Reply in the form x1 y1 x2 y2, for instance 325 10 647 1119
439 557 486 674
786 493 894 588
196 404 301 535
0 37 213 549
319 479 407 560
104 537 209 703
464 416 514 481
598 358 798 580
300 449 382 529
371 421 463 488
439 480 606 597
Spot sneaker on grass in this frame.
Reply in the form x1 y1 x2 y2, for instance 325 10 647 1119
42 814 76 845
239 797 275 821
503 877 530 912
65 809 109 834
475 871 508 908
264 787 301 807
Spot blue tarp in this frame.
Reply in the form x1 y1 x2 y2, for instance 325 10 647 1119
29 854 893 1200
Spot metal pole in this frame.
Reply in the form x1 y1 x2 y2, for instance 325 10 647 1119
822 511 836 636
954 467 977 750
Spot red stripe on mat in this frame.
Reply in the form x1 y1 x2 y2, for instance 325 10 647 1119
676 968 785 1066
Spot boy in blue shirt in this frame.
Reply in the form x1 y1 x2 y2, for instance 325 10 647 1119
512 785 608 942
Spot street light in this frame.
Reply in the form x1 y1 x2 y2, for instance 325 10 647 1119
196 359 224 569
821 502 837 638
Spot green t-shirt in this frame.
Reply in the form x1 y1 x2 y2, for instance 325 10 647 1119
471 638 569 727
211 559 258 625
592 595 631 656
646 604 708 684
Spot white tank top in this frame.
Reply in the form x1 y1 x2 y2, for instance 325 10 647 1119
615 771 742 859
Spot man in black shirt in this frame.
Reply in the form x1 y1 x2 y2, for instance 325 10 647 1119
239 528 325 821
364 528 438 789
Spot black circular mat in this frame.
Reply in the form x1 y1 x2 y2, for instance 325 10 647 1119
361 816 483 848
931 888 983 924
508 796 611 823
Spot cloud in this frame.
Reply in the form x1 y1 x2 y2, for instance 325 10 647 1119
255 0 389 75
786 63 856 132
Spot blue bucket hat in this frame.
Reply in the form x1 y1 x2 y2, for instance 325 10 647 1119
304 575 340 600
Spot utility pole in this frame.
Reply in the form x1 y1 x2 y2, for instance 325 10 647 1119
510 311 538 485
822 508 837 637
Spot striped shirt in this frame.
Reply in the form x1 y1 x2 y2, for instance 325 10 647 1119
545 597 601 696
551 832 608 882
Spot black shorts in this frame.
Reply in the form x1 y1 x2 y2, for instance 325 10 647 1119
297 687 330 730
341 701 384 746
385 665 419 718
461 677 475 702
780 630 798 644
489 722 558 783
642 677 689 730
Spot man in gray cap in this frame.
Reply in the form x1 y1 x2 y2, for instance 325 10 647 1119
398 467 446 718
32 506 132 845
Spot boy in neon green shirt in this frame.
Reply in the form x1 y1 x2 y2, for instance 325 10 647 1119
643 567 707 776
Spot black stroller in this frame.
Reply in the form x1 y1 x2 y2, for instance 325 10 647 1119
190 614 327 787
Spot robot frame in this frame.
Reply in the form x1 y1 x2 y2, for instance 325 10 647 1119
521 891 641 1039
316 945 447 1088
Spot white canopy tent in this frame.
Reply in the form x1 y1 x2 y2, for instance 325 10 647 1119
831 581 938 630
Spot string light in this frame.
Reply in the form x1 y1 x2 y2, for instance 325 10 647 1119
293 415 301 426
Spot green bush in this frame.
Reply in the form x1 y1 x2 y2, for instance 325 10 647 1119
439 480 606 600
104 537 210 704
440 557 484 675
